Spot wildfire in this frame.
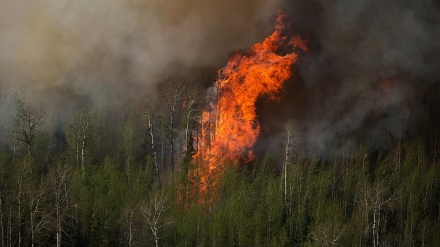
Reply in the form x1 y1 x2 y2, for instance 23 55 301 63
193 12 307 197
376 77 395 116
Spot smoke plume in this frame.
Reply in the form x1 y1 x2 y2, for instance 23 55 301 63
257 0 440 155
1 0 439 154
0 0 283 108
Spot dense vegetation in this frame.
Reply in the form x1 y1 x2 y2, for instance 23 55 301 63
0 86 439 247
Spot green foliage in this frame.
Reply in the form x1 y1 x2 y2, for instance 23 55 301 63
1 108 440 246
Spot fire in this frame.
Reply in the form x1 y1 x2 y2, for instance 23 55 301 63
376 77 395 116
193 12 307 197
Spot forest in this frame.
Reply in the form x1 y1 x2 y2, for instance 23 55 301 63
1 0 440 246
0 79 439 246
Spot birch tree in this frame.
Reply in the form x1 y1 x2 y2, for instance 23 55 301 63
281 120 300 206
364 181 395 247
159 79 185 174
48 163 72 247
25 177 50 247
139 95 160 184
66 106 92 175
139 189 172 247
183 85 202 153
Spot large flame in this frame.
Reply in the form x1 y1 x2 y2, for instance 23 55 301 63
193 12 307 197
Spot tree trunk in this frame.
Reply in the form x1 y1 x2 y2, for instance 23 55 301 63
149 117 160 185
27 143 31 157
169 114 174 176
154 233 159 247
17 176 23 247
30 211 35 247
81 132 86 175
56 213 61 247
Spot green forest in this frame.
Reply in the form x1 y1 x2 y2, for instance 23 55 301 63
0 83 439 247
1 1 440 246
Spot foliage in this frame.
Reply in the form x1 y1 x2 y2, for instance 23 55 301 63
0 97 439 247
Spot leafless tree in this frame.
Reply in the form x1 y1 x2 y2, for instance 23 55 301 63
183 85 203 153
25 177 50 247
311 222 346 246
159 79 185 174
12 99 44 158
281 120 300 206
66 107 92 175
139 190 172 247
364 181 395 247
121 206 139 247
48 163 72 247
139 95 160 184
13 159 33 247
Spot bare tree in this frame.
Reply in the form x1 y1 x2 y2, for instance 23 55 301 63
281 120 300 206
25 177 50 247
311 222 346 246
12 99 44 157
139 95 160 184
48 163 72 247
183 85 202 153
364 181 395 247
159 80 185 174
139 190 172 247
121 206 139 247
13 159 32 247
66 106 92 175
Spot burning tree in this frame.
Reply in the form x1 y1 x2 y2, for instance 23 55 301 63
193 12 307 198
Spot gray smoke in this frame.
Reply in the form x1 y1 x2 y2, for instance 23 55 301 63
1 0 439 155
0 0 283 108
276 0 440 154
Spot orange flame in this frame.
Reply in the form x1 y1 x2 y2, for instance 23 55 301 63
193 12 307 197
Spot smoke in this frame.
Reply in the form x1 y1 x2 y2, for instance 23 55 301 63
1 0 439 155
0 0 283 109
264 0 440 154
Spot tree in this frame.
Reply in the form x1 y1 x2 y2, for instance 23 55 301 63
25 176 50 247
281 120 300 208
364 180 395 247
139 189 172 247
122 117 140 182
13 159 32 247
121 206 138 247
183 85 203 152
139 95 160 185
48 163 72 247
159 79 185 174
12 99 44 158
66 106 92 175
